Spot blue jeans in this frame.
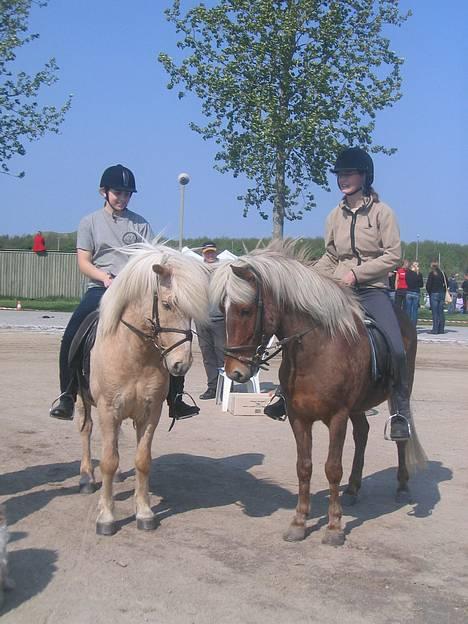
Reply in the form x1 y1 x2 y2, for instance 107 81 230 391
405 291 420 326
429 292 445 334
59 287 106 393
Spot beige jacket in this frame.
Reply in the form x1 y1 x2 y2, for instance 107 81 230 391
314 196 401 289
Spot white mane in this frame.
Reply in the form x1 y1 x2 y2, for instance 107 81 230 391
98 242 209 336
210 241 363 339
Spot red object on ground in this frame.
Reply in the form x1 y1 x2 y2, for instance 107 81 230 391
33 233 46 253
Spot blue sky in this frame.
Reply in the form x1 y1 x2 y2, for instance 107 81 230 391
2 0 467 244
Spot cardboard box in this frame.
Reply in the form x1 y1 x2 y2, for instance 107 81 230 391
228 393 272 416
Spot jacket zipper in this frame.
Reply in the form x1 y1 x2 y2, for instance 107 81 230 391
350 211 362 266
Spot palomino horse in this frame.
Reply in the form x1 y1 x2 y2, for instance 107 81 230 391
211 243 427 545
76 243 209 536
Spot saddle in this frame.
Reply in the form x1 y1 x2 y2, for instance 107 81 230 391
363 316 393 383
68 310 99 395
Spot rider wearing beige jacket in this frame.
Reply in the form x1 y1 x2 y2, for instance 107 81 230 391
314 196 401 289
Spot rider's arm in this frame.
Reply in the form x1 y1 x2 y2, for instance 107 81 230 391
77 249 113 287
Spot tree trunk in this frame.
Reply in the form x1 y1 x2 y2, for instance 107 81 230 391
272 148 286 240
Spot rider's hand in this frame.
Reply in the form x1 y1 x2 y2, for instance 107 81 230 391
342 271 357 287
103 274 114 288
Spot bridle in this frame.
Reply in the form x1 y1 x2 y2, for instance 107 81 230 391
120 291 192 359
223 271 312 372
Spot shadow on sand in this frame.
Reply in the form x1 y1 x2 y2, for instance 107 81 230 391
0 454 452 537
0 548 58 616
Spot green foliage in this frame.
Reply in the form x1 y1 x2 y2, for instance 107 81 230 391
159 0 409 237
0 0 71 177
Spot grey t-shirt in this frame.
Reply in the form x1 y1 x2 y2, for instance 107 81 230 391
77 207 154 288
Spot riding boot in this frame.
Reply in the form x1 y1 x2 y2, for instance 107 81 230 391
49 394 75 420
167 375 199 420
387 385 412 441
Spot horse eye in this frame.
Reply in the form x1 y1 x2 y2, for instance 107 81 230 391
162 301 171 310
240 308 251 317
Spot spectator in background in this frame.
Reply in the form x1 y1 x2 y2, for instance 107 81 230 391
447 273 459 314
404 261 424 326
32 231 46 255
462 272 468 315
426 261 448 334
394 259 409 310
196 242 226 400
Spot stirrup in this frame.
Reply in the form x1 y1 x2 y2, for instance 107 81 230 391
384 413 411 442
264 393 287 422
168 392 200 431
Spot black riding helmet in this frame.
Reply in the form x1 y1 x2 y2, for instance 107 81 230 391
332 147 374 191
100 164 137 193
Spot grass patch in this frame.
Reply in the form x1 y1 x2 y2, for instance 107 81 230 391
0 297 79 312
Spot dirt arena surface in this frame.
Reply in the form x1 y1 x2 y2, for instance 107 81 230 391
1 331 467 623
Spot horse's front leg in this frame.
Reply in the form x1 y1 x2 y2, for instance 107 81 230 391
284 415 312 542
343 411 370 505
76 396 96 494
134 404 161 531
323 411 348 546
96 406 120 536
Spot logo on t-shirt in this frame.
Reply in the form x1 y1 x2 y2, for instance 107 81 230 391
122 231 139 245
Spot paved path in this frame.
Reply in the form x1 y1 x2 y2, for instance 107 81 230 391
2 309 468 344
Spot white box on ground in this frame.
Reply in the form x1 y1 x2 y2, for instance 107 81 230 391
228 393 271 416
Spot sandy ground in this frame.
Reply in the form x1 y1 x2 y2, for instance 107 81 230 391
0 330 467 624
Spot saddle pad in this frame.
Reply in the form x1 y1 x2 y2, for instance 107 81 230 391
363 317 392 383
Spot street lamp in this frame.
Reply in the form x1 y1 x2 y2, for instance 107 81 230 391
177 172 190 250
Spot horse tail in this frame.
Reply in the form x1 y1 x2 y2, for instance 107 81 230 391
405 409 427 474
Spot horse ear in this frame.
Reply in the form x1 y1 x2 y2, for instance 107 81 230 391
231 265 255 283
153 263 172 287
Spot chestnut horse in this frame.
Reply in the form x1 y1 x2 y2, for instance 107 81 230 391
76 243 209 536
211 243 426 545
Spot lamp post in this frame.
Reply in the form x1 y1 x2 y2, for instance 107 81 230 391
177 172 190 251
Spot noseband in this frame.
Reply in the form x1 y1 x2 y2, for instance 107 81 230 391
120 292 192 359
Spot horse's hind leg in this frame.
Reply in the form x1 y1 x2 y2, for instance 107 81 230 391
76 396 95 494
134 411 159 531
323 412 348 546
396 440 411 503
343 411 369 505
283 416 312 542
96 410 120 536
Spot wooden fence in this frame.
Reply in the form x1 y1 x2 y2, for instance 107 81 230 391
0 250 86 299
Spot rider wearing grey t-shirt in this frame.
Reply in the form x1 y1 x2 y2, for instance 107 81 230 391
77 207 154 287
50 164 199 423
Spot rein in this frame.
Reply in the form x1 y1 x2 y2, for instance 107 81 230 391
120 292 192 359
223 273 313 371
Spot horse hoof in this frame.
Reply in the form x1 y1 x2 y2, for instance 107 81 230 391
395 489 412 504
96 521 117 536
342 491 358 506
322 529 345 546
136 516 158 531
283 525 306 542
79 481 96 495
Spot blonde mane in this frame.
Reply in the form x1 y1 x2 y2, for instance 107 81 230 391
98 242 209 336
211 240 363 339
